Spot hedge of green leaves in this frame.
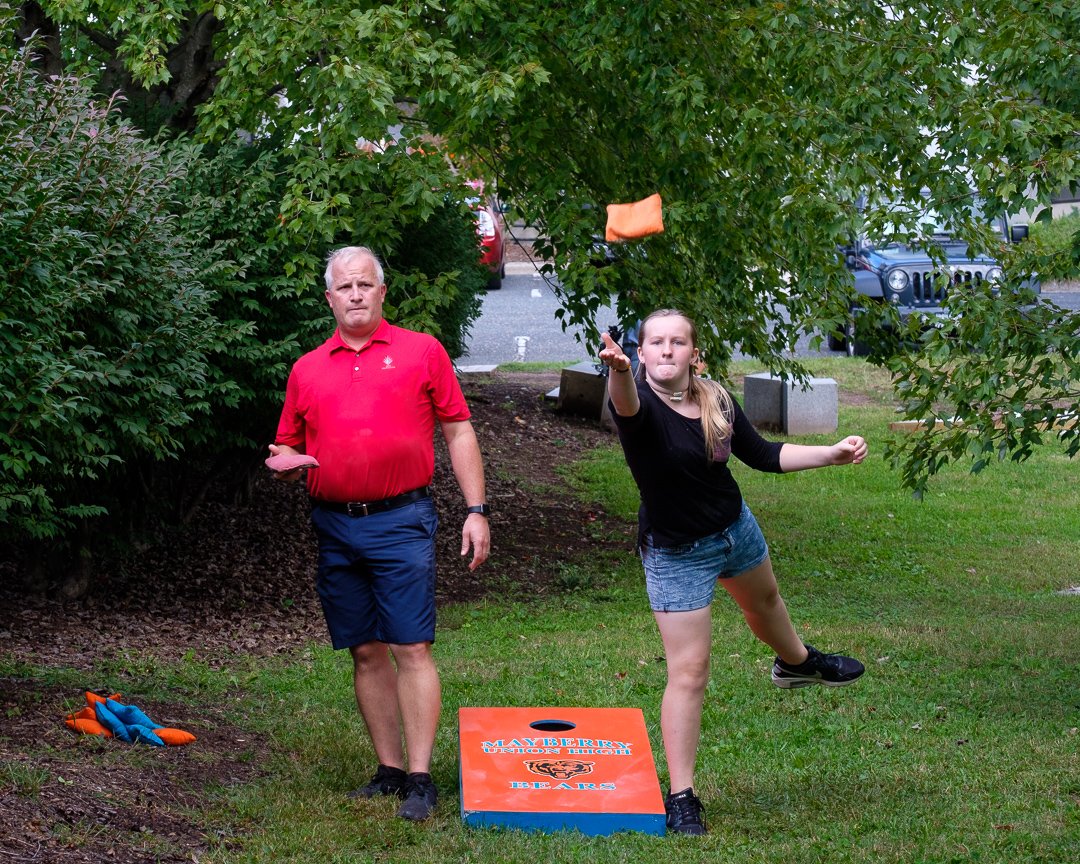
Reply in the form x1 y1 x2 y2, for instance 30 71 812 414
0 42 229 542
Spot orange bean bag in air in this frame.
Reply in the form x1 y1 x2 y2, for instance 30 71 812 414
605 193 664 242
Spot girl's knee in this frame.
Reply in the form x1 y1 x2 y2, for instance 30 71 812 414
744 587 784 617
668 660 711 693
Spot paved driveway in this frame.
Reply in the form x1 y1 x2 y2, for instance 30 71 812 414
458 270 832 366
459 270 616 367
1042 290 1080 312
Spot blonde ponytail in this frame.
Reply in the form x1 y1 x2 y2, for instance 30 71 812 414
689 376 734 462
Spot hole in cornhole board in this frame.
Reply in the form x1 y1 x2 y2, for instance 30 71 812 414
529 719 576 732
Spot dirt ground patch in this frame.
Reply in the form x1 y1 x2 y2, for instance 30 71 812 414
0 371 629 862
0 677 268 863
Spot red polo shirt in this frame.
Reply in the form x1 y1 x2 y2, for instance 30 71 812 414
275 319 471 503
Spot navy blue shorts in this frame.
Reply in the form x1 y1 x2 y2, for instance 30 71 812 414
310 498 439 649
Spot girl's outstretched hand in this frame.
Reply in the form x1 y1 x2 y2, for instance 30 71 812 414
831 436 868 465
599 331 632 372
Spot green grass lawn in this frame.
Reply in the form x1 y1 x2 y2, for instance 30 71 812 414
6 360 1079 863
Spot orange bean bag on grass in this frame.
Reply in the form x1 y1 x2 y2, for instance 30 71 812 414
154 727 197 746
64 705 113 737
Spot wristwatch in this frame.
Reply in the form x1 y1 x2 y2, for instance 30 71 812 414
466 504 491 517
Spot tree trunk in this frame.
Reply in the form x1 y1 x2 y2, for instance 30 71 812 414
17 5 224 134
16 2 63 76
98 12 225 134
59 527 93 600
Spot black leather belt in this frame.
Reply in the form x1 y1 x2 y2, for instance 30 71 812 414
312 487 430 517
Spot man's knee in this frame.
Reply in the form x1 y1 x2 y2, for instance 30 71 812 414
389 641 435 670
351 640 392 669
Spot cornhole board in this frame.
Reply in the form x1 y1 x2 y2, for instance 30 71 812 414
458 706 666 835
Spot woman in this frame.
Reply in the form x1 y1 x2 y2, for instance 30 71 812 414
598 309 867 836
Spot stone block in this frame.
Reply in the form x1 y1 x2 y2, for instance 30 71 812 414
599 395 617 433
556 361 606 421
742 372 838 435
742 372 783 429
782 377 838 435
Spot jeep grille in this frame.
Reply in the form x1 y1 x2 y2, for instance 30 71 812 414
910 268 990 305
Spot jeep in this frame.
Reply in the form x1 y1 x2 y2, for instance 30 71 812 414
830 194 1036 355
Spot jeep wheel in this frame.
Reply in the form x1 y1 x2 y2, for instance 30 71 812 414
826 319 862 355
852 325 876 356
839 317 870 357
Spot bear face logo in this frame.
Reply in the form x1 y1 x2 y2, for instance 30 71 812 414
524 759 595 780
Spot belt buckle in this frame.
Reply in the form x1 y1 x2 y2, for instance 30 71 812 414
347 502 369 517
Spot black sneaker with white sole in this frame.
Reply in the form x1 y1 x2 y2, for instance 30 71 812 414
397 772 438 821
771 644 865 689
664 787 706 835
346 764 408 799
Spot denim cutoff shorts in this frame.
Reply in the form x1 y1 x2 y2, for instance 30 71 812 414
640 502 769 612
310 498 439 649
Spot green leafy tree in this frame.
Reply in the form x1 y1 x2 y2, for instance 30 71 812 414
426 2 1080 500
20 0 1080 496
0 24 234 592
23 0 490 351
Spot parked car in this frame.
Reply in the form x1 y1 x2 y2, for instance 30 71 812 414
466 180 506 290
587 233 651 268
831 193 1035 355
474 201 506 289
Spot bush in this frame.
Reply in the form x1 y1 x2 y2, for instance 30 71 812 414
1028 210 1080 280
168 142 323 452
0 35 231 554
383 198 488 360
1 17 487 594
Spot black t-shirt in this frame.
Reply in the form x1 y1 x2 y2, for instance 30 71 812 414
610 382 784 547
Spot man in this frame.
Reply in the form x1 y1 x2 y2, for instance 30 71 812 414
270 246 490 821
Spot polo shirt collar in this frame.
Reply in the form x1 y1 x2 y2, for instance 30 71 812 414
328 318 392 354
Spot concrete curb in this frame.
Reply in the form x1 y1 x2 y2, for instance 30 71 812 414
505 261 546 276
456 363 565 403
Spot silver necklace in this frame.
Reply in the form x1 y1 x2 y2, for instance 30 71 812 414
648 380 686 402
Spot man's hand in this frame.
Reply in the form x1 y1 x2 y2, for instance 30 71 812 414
266 443 306 483
461 514 490 571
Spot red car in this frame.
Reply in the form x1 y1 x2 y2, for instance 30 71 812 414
467 180 506 289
